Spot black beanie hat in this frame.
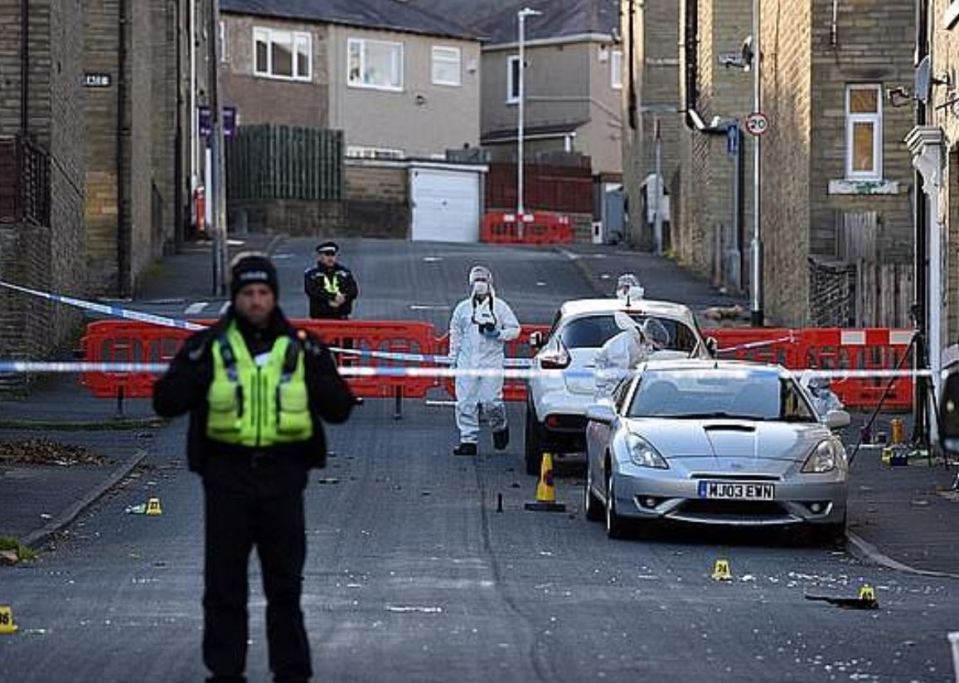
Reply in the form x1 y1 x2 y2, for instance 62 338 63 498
229 251 278 300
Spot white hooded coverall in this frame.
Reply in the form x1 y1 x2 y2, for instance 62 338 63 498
449 293 520 443
593 313 667 398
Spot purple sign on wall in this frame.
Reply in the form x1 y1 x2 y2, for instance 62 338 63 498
198 106 237 138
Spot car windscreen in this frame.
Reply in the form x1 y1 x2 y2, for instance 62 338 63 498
559 314 698 352
627 370 818 422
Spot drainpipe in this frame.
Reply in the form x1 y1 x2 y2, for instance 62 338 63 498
19 0 28 134
627 0 636 130
174 0 185 249
913 0 930 443
117 0 130 297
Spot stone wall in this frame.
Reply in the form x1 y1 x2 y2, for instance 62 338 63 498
0 0 86 389
228 161 410 239
676 0 754 286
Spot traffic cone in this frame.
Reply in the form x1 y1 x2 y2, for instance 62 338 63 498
524 453 566 512
0 605 18 634
145 497 163 516
711 558 732 582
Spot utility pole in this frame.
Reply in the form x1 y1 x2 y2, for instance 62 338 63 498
750 0 764 326
207 0 228 296
517 7 541 236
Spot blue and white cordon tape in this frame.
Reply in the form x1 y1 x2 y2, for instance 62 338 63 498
0 279 930 380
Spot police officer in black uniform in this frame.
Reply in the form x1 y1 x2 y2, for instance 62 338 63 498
153 252 354 683
303 241 358 320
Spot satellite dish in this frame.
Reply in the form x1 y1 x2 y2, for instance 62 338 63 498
915 55 932 104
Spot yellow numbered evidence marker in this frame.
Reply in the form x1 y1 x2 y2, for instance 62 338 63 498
0 605 18 634
146 497 163 516
711 559 732 582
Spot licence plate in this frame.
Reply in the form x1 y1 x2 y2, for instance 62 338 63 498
697 481 775 500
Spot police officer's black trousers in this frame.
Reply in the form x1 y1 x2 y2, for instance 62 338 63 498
203 482 311 682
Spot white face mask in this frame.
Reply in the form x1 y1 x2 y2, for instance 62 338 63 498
472 280 490 297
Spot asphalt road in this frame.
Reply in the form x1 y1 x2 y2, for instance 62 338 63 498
2 239 957 682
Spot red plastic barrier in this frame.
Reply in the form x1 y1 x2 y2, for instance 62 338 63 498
79 318 915 411
435 325 549 403
481 211 573 245
795 328 914 411
80 319 440 400
80 320 192 398
705 327 914 410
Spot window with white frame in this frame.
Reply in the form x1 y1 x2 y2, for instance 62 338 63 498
346 145 404 160
506 55 520 103
432 46 462 86
845 84 882 180
348 38 404 91
253 27 311 80
610 49 623 89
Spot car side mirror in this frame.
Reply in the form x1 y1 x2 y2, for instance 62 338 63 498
529 331 544 350
586 403 616 425
939 366 959 454
705 337 719 357
825 409 851 431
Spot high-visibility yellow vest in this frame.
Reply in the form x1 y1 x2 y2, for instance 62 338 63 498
206 324 314 446
322 274 341 296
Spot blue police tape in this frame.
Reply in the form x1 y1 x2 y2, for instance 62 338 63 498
0 280 207 331
330 347 534 368
0 279 534 367
0 361 933 381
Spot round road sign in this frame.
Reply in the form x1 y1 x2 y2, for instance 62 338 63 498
745 112 769 136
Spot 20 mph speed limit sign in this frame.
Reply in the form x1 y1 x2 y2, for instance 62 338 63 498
745 112 769 136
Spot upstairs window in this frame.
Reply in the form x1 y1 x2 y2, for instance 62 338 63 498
432 46 462 86
254 27 311 81
845 84 882 180
506 55 521 103
348 38 404 91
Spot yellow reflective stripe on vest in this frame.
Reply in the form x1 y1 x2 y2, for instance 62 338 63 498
206 324 314 447
322 273 340 295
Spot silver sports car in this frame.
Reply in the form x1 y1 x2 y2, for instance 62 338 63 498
583 360 851 541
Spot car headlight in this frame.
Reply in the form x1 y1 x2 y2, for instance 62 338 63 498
802 439 843 473
626 433 668 469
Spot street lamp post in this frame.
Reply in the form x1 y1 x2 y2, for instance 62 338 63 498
750 0 764 326
517 7 541 233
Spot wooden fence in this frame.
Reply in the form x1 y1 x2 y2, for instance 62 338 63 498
809 257 913 328
226 125 343 201
486 162 593 213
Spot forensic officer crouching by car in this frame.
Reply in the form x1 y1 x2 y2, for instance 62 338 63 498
153 252 355 683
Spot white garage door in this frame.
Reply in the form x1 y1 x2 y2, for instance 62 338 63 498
410 168 480 242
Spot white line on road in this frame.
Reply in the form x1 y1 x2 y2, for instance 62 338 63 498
184 301 209 315
422 256 442 263
410 304 450 311
219 301 231 316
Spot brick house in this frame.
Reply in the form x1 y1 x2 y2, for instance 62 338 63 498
219 0 481 159
84 0 186 297
675 0 755 287
907 0 959 394
669 0 915 327
761 0 915 327
0 0 86 380
621 0 683 249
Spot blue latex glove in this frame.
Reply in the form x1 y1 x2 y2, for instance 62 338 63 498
482 327 501 340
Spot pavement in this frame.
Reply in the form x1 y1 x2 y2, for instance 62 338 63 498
1 237 957 681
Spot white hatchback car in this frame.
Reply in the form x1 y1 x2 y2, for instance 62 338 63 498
525 297 715 475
